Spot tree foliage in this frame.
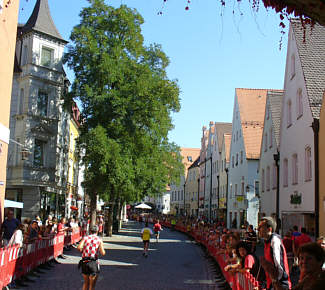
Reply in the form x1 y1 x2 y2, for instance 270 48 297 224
64 0 184 208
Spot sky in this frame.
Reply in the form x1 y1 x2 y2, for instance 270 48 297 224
18 0 289 149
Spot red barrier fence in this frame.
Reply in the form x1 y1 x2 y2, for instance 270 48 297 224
0 228 83 289
157 220 261 290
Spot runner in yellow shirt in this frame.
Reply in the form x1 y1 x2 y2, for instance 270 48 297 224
141 222 153 257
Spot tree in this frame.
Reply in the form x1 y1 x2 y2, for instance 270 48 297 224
64 0 184 233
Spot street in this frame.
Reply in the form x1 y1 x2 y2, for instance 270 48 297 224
21 221 219 290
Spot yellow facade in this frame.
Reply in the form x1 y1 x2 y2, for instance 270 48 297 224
319 95 325 237
0 1 20 223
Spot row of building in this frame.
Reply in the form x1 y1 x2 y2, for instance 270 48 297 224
0 0 89 222
147 19 325 238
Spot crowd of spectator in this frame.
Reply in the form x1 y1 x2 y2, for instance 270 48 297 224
134 213 325 289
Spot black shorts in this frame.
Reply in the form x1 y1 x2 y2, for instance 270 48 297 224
81 260 100 276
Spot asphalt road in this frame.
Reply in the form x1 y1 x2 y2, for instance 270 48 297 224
19 221 220 290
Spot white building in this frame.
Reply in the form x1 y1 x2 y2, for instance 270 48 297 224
6 0 69 219
279 20 325 235
227 88 272 229
259 90 283 218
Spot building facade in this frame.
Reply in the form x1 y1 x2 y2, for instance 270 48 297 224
259 90 283 218
227 88 269 229
185 156 200 217
170 148 200 216
6 0 69 219
279 20 325 236
319 92 325 237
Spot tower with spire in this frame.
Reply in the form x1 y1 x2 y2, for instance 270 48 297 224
7 0 70 219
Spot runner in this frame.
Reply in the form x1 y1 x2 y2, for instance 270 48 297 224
78 225 106 290
141 222 153 257
153 220 162 242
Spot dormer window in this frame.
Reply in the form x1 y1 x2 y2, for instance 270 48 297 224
41 46 53 67
187 156 192 162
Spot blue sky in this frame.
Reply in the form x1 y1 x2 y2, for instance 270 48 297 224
19 0 288 149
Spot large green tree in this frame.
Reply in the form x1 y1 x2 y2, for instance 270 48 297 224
64 0 184 232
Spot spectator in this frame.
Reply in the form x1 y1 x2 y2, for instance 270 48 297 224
316 236 325 249
292 225 301 238
0 210 20 246
57 217 68 233
45 215 53 226
35 215 42 227
7 223 25 247
258 216 291 289
27 220 40 243
235 241 266 287
294 228 312 251
246 224 257 253
268 243 325 290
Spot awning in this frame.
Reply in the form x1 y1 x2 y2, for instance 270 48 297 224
4 199 24 208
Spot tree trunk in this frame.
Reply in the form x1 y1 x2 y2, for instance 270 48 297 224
90 193 97 227
116 198 122 231
107 205 114 237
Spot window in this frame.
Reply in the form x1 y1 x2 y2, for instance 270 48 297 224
19 88 24 114
22 45 28 65
297 88 303 118
240 151 243 164
236 153 238 166
292 154 298 185
283 158 288 187
261 169 265 192
235 184 238 196
255 181 259 195
269 127 273 148
33 139 45 167
232 156 234 168
37 91 48 117
305 147 312 181
291 54 295 79
264 133 268 152
241 180 244 195
230 184 232 199
187 156 192 162
41 47 53 66
287 100 292 127
272 164 277 189
266 166 270 191
236 131 238 141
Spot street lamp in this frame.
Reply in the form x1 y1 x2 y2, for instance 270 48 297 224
9 139 31 160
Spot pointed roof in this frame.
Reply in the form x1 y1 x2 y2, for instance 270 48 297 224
267 90 283 148
291 19 325 119
21 0 67 43
236 88 281 159
215 122 232 153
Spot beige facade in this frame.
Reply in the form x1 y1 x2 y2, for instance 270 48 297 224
0 1 20 223
319 93 325 237
185 157 200 217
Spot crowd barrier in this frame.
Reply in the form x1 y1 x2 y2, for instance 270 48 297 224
151 219 261 290
0 228 83 289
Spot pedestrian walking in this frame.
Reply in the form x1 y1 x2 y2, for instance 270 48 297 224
258 216 291 290
78 225 105 290
141 222 153 257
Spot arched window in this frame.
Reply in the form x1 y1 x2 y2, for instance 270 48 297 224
292 154 298 185
305 147 312 181
283 158 288 187
297 88 303 118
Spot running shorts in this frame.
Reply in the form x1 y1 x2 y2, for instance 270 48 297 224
81 260 100 276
